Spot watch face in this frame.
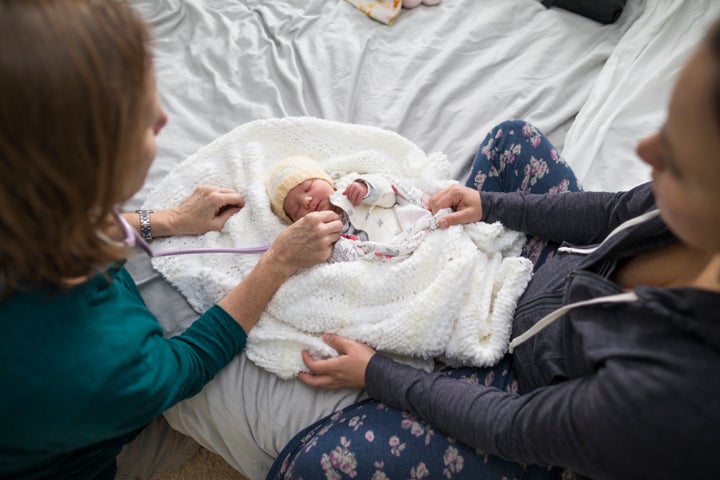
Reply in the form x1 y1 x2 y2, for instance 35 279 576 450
136 210 152 240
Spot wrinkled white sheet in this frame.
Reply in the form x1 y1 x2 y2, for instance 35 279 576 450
127 0 643 214
125 1 718 478
563 0 720 191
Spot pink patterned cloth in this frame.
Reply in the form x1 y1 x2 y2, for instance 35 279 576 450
344 0 402 25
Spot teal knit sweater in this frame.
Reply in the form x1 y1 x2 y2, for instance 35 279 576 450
0 262 246 479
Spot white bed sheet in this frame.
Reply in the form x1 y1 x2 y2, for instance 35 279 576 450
563 0 720 192
128 0 643 214
124 1 718 478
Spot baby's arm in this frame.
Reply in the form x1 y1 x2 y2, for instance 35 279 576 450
350 174 396 207
343 174 429 209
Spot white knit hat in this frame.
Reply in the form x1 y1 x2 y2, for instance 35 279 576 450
267 156 334 223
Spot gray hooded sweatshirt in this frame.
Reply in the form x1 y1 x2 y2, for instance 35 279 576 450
366 182 720 480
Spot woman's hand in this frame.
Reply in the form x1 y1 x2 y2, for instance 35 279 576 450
298 333 376 389
429 184 483 228
168 185 245 235
267 210 343 272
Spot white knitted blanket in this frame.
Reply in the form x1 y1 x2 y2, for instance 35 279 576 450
145 117 533 379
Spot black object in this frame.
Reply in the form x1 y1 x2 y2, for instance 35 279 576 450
541 0 627 25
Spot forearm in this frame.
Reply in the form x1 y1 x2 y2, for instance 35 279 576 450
217 246 296 333
480 182 655 245
366 354 570 468
365 354 507 452
161 305 247 401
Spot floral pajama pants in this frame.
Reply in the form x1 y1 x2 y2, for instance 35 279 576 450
267 120 582 480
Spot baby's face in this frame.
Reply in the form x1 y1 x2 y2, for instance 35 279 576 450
283 178 336 222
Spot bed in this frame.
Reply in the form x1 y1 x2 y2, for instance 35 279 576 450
125 1 719 479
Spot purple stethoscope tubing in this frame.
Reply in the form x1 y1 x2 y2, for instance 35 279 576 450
116 211 269 257
148 246 268 256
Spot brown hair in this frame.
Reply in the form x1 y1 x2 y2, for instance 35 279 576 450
0 0 152 295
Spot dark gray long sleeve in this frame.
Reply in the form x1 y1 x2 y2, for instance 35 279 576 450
480 182 656 245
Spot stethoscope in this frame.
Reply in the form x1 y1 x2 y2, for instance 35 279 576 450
116 211 270 257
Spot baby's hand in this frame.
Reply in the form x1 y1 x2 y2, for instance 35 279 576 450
343 181 368 206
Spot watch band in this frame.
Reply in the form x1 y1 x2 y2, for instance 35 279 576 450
135 209 153 240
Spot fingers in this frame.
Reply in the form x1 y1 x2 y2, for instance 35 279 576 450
428 186 461 214
320 331 353 354
171 185 246 235
343 187 357 205
298 352 345 388
199 187 245 218
211 193 244 228
213 192 245 211
428 185 483 227
212 205 243 227
299 210 343 241
190 185 244 210
273 211 342 268
343 182 366 206
437 210 474 228
344 189 360 206
298 334 375 389
309 209 343 225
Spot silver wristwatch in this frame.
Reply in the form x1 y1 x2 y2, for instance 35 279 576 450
135 209 154 240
